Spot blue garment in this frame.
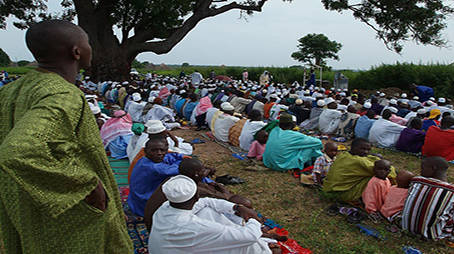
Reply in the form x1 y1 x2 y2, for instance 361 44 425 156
175 98 187 117
245 100 257 115
355 115 376 139
107 134 133 159
128 153 183 216
111 88 119 103
263 127 323 171
422 119 437 132
371 103 384 116
306 73 316 86
184 101 198 120
397 108 411 118
416 86 434 102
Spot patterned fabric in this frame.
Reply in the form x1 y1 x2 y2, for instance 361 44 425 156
312 154 333 183
100 110 134 148
402 176 454 240
0 69 132 253
228 118 247 146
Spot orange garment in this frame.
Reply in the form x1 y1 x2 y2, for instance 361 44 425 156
263 102 276 119
127 148 191 184
362 176 391 213
380 186 408 218
228 118 247 146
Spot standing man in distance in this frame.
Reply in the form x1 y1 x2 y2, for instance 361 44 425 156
0 20 133 253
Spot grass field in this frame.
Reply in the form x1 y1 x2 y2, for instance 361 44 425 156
173 129 454 254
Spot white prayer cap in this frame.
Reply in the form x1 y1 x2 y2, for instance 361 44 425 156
295 99 303 105
148 96 156 103
321 88 326 92
429 97 435 101
179 90 186 95
270 94 278 99
364 102 372 109
343 88 348 92
338 105 347 111
413 96 419 100
89 103 101 114
376 91 380 94
314 87 320 91
122 81 129 85
337 88 341 92
388 107 398 113
331 87 335 90
438 97 446 103
292 115 297 122
426 100 434 106
162 175 197 203
262 89 268 94
221 102 234 111
339 92 346 96
107 81 113 84
417 108 427 114
85 76 90 80
401 93 407 98
379 93 385 97
325 97 335 105
317 100 326 107
389 99 398 105
132 92 141 102
276 91 282 95
304 90 310 95
85 94 97 99
145 120 166 134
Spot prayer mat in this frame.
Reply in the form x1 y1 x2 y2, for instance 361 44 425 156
108 156 130 187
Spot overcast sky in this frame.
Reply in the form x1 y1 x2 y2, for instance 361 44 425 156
1 0 454 70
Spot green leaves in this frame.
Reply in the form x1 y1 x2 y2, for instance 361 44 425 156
291 33 342 67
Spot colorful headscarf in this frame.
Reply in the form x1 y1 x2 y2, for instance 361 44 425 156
100 110 133 147
195 96 213 116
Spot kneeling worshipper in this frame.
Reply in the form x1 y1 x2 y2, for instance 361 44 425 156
128 136 183 217
421 108 441 132
128 120 193 163
144 158 252 231
142 97 181 130
318 98 343 134
368 109 405 148
149 175 275 254
239 110 267 151
354 109 376 139
100 110 134 159
395 118 426 154
212 102 240 142
337 105 360 139
263 113 323 172
299 100 325 130
194 96 213 130
422 116 454 162
126 92 147 123
323 138 397 202
402 157 454 240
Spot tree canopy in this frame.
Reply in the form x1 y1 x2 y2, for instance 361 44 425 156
0 0 453 79
291 33 342 67
0 48 11 66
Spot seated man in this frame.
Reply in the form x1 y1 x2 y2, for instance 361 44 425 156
149 175 274 254
239 110 267 151
263 113 323 172
368 109 405 148
318 99 343 134
100 110 134 159
422 116 454 162
395 118 426 154
402 157 454 240
323 138 397 202
213 102 240 142
299 100 325 130
128 136 183 216
144 158 252 231
354 109 376 139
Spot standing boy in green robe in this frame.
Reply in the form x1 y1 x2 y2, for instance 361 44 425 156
0 20 133 253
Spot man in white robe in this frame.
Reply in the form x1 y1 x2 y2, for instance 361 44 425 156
239 110 266 151
213 102 240 142
368 109 405 148
127 92 147 122
318 98 342 134
149 175 272 254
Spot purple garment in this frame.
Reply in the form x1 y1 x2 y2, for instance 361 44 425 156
395 128 426 153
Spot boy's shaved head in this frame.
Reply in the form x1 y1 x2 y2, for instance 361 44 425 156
396 170 415 188
179 158 205 182
421 156 449 181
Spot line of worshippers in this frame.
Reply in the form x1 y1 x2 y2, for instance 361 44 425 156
82 73 454 247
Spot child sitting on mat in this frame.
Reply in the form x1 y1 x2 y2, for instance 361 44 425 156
247 130 268 161
362 160 392 219
380 170 414 222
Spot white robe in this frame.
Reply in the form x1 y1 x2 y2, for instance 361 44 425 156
205 108 220 129
127 101 147 122
149 198 272 254
368 118 405 148
268 104 288 121
239 120 267 151
252 101 265 116
213 114 240 142
318 109 343 134
143 105 179 130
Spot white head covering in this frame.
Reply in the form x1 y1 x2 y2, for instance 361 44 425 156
388 107 398 114
389 99 398 105
295 99 303 105
364 102 372 109
413 96 419 100
145 120 166 134
162 175 197 203
122 81 129 85
89 103 101 114
429 97 435 101
417 108 427 114
132 92 141 102
337 105 347 111
221 102 234 111
401 93 407 98
379 93 385 97
179 90 186 95
438 97 446 103
325 97 335 105
317 100 326 107
339 92 346 97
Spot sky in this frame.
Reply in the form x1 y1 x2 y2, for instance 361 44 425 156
1 0 454 70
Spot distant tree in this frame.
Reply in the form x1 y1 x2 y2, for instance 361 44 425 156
1 0 453 80
291 33 342 67
182 63 190 67
17 60 31 67
0 48 11 66
131 59 146 69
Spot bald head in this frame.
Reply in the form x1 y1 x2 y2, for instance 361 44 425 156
26 20 91 69
179 158 205 182
396 170 415 188
421 156 449 181
441 116 454 130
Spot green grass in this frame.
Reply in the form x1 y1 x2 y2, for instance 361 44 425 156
1 66 35 75
173 129 454 254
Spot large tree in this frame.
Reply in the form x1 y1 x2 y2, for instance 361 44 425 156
0 0 453 80
0 48 11 67
291 33 342 67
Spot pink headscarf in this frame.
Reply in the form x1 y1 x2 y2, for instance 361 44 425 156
158 87 171 100
100 110 133 147
195 96 213 116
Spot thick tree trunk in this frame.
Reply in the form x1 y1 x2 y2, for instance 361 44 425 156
89 43 134 82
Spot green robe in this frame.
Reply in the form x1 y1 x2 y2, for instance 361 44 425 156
322 152 397 201
0 69 133 253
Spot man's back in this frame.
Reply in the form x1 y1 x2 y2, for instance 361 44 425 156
0 69 132 253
